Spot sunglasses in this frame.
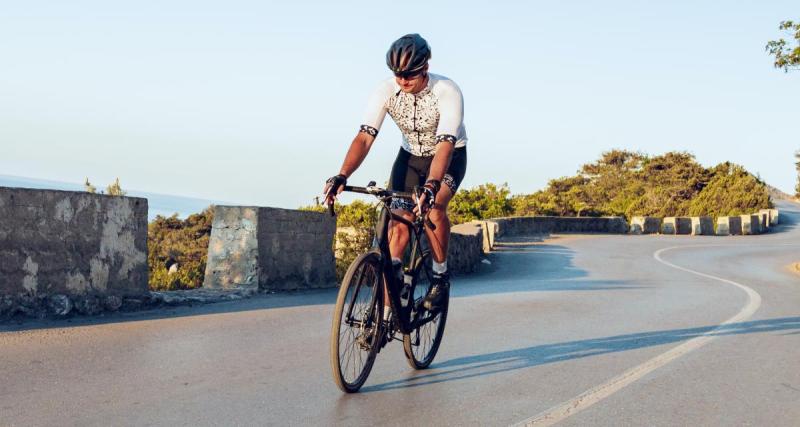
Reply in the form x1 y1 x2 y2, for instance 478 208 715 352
394 70 424 80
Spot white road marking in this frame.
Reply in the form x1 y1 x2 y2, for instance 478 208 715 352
511 244 763 427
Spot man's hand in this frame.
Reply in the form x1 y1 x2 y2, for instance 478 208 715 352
323 174 347 206
414 179 440 215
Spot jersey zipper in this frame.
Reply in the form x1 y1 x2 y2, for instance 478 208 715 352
413 94 420 148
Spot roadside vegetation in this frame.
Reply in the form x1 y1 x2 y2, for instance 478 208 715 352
513 150 772 219
766 18 800 197
147 208 213 291
141 150 772 288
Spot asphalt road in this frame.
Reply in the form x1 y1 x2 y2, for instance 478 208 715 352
2 201 799 426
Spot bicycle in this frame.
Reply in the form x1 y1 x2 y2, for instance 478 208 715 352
328 181 449 393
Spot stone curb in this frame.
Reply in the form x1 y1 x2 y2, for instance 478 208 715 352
0 288 258 322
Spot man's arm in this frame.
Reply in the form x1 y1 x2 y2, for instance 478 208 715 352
414 141 454 213
323 131 376 204
338 131 376 178
426 141 454 183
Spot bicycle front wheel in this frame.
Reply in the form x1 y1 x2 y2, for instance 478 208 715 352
403 257 448 369
330 250 384 393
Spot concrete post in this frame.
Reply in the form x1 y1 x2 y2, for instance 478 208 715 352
630 217 661 234
662 217 691 235
740 214 761 235
757 210 769 231
716 216 742 236
769 209 779 225
691 216 714 235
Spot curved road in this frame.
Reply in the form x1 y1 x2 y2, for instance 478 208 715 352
2 201 799 426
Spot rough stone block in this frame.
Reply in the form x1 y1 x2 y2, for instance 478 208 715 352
204 206 336 291
0 187 148 299
482 220 498 253
630 217 661 234
690 216 714 235
662 217 691 235
449 223 483 275
757 210 768 230
769 209 779 225
716 216 742 236
740 214 761 235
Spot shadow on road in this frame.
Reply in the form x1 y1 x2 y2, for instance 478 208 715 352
456 239 644 297
773 200 799 232
3 237 634 333
362 316 800 393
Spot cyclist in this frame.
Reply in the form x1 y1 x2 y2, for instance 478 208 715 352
324 33 467 315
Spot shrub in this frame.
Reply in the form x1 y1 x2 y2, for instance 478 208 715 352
148 207 213 291
301 200 379 281
448 183 514 224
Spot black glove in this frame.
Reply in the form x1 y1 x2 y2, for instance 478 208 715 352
325 174 347 196
422 179 440 207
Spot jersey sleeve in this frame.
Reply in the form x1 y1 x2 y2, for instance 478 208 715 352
360 80 393 137
434 81 464 144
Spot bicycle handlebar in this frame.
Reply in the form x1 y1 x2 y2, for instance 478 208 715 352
342 185 414 200
324 182 435 230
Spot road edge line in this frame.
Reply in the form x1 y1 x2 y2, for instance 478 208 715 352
511 244 762 427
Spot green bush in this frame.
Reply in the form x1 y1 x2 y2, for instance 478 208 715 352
509 150 772 220
148 207 213 291
448 183 514 224
301 200 379 281
687 163 772 217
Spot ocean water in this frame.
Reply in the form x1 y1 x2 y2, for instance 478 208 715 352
0 175 226 220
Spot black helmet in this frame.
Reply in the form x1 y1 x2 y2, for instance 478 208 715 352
386 34 431 76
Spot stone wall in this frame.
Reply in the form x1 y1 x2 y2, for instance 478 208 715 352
0 187 148 317
448 222 484 275
204 206 336 291
488 216 628 238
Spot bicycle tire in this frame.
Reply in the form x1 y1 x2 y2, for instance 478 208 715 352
330 250 384 393
402 254 448 369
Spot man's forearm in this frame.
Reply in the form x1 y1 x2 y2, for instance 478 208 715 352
427 142 454 183
339 133 374 178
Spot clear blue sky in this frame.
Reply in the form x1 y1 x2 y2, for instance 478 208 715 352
2 1 798 208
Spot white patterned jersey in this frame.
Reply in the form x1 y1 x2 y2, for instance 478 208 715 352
360 73 467 157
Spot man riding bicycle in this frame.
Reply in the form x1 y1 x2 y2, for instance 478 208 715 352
323 33 468 316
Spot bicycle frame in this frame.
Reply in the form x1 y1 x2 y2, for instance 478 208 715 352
335 184 440 336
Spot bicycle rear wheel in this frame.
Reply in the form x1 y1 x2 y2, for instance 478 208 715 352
330 250 384 393
403 255 448 369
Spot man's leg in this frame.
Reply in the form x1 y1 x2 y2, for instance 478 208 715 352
422 185 454 310
386 209 414 312
423 185 454 265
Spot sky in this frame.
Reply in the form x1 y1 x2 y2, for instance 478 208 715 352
1 1 798 209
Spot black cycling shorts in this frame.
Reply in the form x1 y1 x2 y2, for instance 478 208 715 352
387 146 467 212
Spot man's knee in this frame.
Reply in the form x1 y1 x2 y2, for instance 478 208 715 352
428 205 449 224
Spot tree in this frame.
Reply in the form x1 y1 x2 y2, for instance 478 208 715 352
687 162 772 217
512 150 771 220
106 177 126 196
766 20 800 72
84 177 97 194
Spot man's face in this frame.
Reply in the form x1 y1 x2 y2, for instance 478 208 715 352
395 67 428 93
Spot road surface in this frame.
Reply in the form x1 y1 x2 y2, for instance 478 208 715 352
2 201 799 426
